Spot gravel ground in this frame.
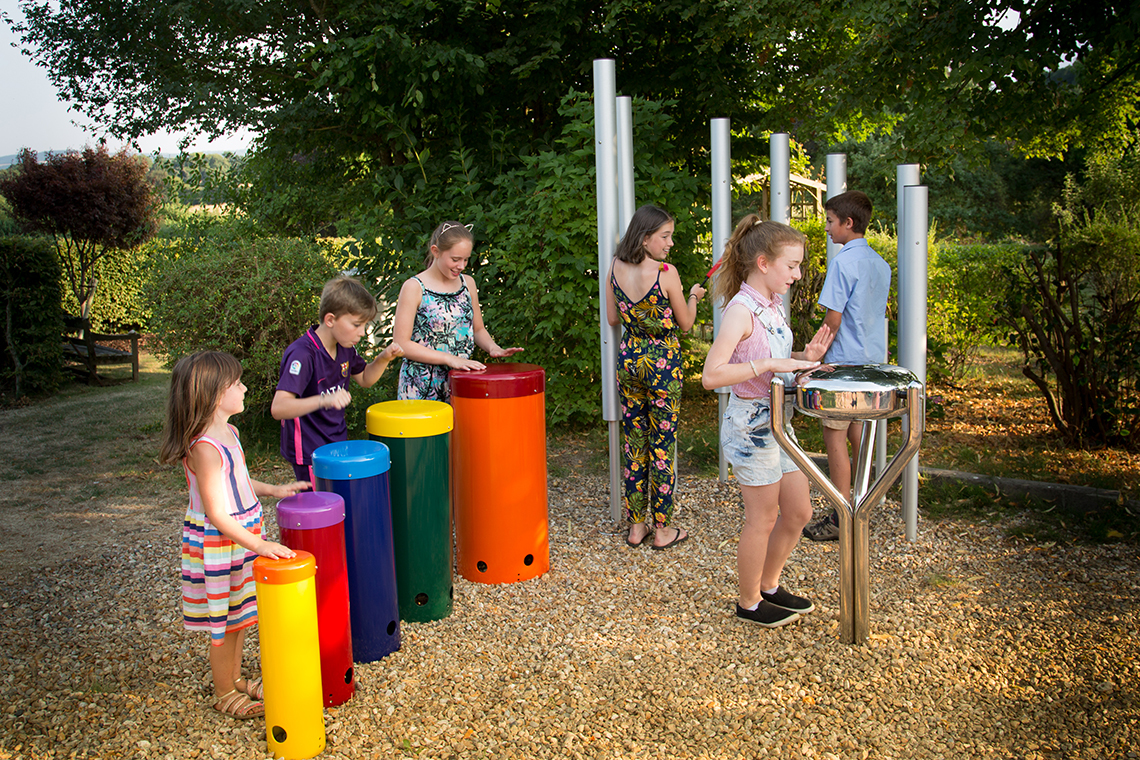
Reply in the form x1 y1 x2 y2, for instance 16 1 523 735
2 473 1137 760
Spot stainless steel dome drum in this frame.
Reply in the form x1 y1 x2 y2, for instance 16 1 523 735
794 364 919 421
770 364 925 645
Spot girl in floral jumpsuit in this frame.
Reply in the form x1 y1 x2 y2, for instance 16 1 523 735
606 205 706 550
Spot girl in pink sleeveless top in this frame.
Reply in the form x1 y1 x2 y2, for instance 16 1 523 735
702 217 832 629
161 352 310 720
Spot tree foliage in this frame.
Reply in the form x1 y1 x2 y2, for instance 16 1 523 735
0 147 159 309
804 0 1140 160
0 235 64 400
9 0 1136 242
8 0 788 167
815 135 1083 240
11 0 1135 167
344 92 707 427
1002 153 1140 450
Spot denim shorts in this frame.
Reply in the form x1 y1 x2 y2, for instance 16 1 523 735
721 394 800 487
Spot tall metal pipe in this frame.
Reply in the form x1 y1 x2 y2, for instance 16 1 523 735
594 60 622 522
825 153 846 264
614 97 636 497
770 134 790 224
899 182 928 541
711 118 732 482
770 133 790 320
617 97 635 232
896 164 920 527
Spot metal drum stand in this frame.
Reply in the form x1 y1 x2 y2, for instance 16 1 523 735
770 364 924 644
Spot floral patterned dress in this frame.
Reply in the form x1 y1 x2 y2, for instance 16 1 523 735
397 275 475 402
612 263 683 527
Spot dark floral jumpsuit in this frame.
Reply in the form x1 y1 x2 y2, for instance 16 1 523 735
612 263 683 528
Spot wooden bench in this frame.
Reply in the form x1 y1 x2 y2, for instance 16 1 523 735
62 316 140 384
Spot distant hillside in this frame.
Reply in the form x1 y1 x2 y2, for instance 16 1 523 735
1 150 241 170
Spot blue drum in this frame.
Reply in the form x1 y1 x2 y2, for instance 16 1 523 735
311 440 400 662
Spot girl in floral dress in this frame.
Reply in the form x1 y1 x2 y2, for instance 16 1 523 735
605 205 706 550
394 221 522 402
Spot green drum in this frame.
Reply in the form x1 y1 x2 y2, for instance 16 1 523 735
366 400 454 622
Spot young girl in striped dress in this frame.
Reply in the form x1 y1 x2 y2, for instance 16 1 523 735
160 351 310 719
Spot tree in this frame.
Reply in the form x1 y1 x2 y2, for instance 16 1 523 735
800 0 1140 161
1001 152 1140 450
10 1 1136 231
0 147 159 310
814 135 1082 240
7 0 793 168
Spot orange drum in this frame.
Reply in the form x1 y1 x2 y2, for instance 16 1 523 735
450 363 549 584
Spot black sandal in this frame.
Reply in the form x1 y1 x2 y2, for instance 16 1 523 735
651 527 689 551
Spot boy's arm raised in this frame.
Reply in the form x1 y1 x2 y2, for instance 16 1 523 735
355 342 404 388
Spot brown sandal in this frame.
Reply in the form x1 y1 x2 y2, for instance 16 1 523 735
234 677 264 701
213 688 264 719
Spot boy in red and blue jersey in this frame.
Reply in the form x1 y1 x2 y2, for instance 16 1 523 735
271 276 402 481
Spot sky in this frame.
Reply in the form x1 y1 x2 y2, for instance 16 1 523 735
0 0 251 158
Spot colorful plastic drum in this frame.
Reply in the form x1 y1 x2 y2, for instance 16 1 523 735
277 491 354 706
253 551 326 760
451 363 549 584
366 400 455 621
311 440 400 661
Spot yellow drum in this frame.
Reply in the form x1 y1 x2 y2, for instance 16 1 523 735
253 551 326 759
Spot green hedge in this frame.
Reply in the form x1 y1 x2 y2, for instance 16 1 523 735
349 92 707 428
60 244 153 331
145 233 341 440
928 243 1022 382
0 235 64 400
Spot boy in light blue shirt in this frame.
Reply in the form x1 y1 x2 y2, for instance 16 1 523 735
804 191 891 541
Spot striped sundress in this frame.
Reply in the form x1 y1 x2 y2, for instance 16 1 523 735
181 426 261 645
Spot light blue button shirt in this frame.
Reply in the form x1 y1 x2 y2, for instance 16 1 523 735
818 239 891 365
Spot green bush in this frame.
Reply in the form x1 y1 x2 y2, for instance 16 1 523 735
0 235 64 400
482 94 705 427
349 92 707 428
59 244 154 331
1001 152 1140 449
145 233 341 439
928 243 1021 382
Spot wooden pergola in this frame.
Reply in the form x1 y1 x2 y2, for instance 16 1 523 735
741 170 828 221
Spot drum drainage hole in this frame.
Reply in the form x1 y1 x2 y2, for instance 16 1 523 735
477 561 488 573
272 726 287 743
524 554 534 566
387 621 397 636
344 666 354 684
415 593 429 606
